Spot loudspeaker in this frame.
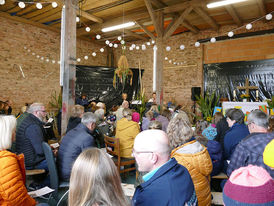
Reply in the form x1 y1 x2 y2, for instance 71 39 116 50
191 87 201 101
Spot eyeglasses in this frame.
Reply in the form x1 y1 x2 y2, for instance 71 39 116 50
132 148 153 156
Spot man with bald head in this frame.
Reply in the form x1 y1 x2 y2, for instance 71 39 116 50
132 130 197 206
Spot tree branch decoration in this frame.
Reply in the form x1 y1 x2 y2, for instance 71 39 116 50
113 55 133 88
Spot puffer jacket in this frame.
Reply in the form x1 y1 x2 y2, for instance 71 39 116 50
171 140 213 206
116 118 140 158
0 150 36 206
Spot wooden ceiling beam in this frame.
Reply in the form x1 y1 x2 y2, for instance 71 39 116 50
119 29 148 41
150 0 166 9
163 1 190 14
193 6 218 30
164 7 193 39
181 20 199 34
20 5 54 19
144 0 161 36
77 10 103 23
225 5 242 26
256 0 266 16
136 20 155 40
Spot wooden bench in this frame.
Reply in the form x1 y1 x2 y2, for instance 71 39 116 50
212 172 228 179
26 169 46 176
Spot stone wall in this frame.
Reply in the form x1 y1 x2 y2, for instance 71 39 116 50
0 16 107 113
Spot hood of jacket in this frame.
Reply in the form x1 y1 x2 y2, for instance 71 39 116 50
116 118 138 131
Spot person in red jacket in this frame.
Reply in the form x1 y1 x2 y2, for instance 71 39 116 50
0 115 36 206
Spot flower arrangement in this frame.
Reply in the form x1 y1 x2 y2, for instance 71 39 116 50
240 94 250 99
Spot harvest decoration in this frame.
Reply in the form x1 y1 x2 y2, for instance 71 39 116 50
113 55 133 88
240 94 250 99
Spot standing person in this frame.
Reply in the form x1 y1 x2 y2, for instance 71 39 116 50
15 103 48 170
76 93 89 111
132 130 197 206
167 111 212 206
116 108 140 158
227 109 273 177
58 112 97 181
148 92 156 103
0 115 36 205
69 148 129 206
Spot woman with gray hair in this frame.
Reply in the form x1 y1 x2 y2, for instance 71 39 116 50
167 111 212 206
67 105 84 133
115 108 140 158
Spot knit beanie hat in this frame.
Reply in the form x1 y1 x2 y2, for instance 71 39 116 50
263 139 274 168
132 112 140 123
202 125 217 140
223 165 274 206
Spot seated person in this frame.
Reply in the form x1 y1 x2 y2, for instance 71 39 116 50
66 105 84 133
58 112 96 181
76 93 89 111
0 115 36 205
116 108 140 158
148 120 162 130
132 130 197 205
116 100 129 121
202 112 224 140
94 108 109 148
141 111 153 131
155 109 170 132
69 148 129 206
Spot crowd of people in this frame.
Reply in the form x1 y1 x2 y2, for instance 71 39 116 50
0 93 273 206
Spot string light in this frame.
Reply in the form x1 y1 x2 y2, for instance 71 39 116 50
195 42 200 47
228 31 234 37
96 34 101 39
18 2 25 8
0 0 5 5
165 57 168 60
246 23 252 30
114 44 118 48
85 27 90 32
131 44 136 48
210 37 216 43
117 36 122 41
105 40 110 45
76 17 80 22
180 45 185 50
36 3 42 9
100 48 104 52
77 58 81 62
52 2 57 8
129 47 133 51
92 52 96 57
266 13 272 20
84 56 88 60
109 43 113 47
166 46 171 51
136 46 140 50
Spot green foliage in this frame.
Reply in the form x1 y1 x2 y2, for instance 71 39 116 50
136 91 147 121
195 92 220 122
266 96 274 109
49 90 62 111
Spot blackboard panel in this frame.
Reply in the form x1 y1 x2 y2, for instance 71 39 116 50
204 59 274 102
75 65 143 110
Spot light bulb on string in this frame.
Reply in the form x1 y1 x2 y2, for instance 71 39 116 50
27 49 31 52
100 48 104 52
36 3 42 9
173 62 176 65
105 40 110 45
266 13 272 20
169 60 172 63
131 44 136 48
166 46 171 51
52 60 55 64
136 46 140 50
228 31 234 37
24 46 27 50
77 58 81 62
76 16 80 22
32 52 35 55
151 40 155 44
246 23 252 30
129 47 133 51
109 43 113 47
58 61 61 64
18 2 25 8
0 0 5 5
120 40 125 44
180 45 185 50
210 37 216 43
92 52 96 57
96 34 101 39
85 27 90 32
165 57 168 60
142 45 146 50
195 42 200 47
114 44 118 48
84 56 88 60
41 57 44 60
36 55 40 58
146 42 151 46
46 59 49 62
52 2 58 8
117 36 122 41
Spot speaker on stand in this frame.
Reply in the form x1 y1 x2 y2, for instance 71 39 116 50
191 87 201 118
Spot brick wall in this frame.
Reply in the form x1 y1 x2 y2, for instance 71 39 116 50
0 16 107 113
0 15 273 112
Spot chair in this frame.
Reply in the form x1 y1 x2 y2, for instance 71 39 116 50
42 142 69 203
104 135 136 174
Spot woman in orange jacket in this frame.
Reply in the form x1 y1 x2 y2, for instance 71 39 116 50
0 115 36 206
167 111 213 206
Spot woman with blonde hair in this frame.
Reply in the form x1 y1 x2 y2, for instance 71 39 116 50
167 111 213 206
66 104 85 133
0 115 36 205
69 148 129 206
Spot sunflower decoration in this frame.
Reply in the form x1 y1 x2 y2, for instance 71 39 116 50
113 55 133 88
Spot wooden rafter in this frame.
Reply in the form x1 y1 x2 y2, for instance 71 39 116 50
193 6 218 30
144 0 161 36
256 0 266 16
225 5 242 26
164 7 193 39
163 1 190 14
21 5 54 19
119 29 148 41
181 21 199 34
77 10 103 23
136 21 155 40
150 0 166 8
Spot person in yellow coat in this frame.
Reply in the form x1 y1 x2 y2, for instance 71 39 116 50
167 111 213 206
116 108 140 158
0 115 36 206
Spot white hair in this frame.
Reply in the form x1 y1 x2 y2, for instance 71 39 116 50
27 103 44 114
94 109 105 121
81 112 97 126
0 115 16 150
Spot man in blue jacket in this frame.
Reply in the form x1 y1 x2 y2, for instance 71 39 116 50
58 112 96 181
132 130 197 206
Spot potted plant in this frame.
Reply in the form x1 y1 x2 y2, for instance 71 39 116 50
266 96 274 115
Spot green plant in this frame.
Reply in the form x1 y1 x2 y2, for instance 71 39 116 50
136 89 147 121
49 90 62 113
195 92 220 122
266 96 274 109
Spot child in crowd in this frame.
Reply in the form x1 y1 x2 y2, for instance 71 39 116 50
202 112 224 140
194 119 208 136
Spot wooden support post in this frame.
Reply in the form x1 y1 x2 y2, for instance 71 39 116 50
61 0 77 136
155 38 164 104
